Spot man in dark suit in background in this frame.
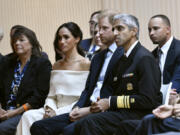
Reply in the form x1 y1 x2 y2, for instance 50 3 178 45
80 10 101 60
74 13 161 135
30 10 123 135
150 15 180 94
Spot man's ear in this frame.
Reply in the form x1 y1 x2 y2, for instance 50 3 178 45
131 28 138 37
166 26 171 35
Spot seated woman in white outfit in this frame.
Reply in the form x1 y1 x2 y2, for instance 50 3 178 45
16 22 90 135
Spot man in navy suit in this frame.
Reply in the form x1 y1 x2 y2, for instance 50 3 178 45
150 15 180 94
115 14 180 135
80 10 101 60
30 10 122 135
74 13 161 135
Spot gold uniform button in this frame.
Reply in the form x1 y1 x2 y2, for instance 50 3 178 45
113 76 118 81
16 104 20 107
130 98 135 103
127 83 133 90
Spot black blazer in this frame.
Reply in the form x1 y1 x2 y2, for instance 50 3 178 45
0 54 52 109
75 46 124 108
110 43 161 113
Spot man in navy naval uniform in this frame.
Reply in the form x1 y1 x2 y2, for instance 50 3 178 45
115 14 180 135
74 13 161 135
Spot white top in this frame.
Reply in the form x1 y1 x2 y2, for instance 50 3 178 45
44 70 89 115
90 42 117 102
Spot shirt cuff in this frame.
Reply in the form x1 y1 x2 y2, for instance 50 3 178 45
109 96 111 107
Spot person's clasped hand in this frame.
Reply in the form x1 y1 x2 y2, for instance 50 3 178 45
69 106 90 122
90 97 109 113
43 106 56 119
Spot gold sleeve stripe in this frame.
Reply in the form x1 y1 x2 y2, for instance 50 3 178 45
127 96 130 108
124 96 127 108
117 96 124 108
117 96 130 108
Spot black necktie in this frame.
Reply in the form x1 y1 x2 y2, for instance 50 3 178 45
157 48 162 64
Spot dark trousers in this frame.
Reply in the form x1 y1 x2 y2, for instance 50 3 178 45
0 114 22 135
115 120 140 135
135 114 180 135
74 110 147 135
30 113 77 135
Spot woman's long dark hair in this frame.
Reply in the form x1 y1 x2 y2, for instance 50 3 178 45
11 25 42 57
53 22 84 61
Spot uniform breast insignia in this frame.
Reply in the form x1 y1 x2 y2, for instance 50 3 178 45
127 83 133 90
113 76 118 81
122 73 134 78
130 98 135 103
16 104 20 107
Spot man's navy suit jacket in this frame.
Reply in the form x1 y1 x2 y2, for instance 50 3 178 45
74 46 124 108
152 38 180 92
80 38 92 52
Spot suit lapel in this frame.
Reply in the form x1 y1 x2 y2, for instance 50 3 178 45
92 49 107 85
103 47 124 82
164 38 175 71
117 43 141 77
152 47 158 58
17 56 35 95
86 39 92 51
83 39 92 51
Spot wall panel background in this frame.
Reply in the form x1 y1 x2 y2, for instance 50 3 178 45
0 0 180 63
0 0 102 63
102 0 180 51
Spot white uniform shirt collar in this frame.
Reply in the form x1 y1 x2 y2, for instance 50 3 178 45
125 40 138 57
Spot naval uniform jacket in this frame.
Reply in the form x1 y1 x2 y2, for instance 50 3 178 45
110 42 162 113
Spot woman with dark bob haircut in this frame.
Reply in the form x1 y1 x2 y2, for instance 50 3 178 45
16 22 90 135
0 25 52 135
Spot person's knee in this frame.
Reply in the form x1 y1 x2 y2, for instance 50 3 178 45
63 126 73 135
63 122 76 135
143 114 155 121
0 124 7 134
0 122 14 135
30 122 39 135
30 121 47 135
75 115 94 130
